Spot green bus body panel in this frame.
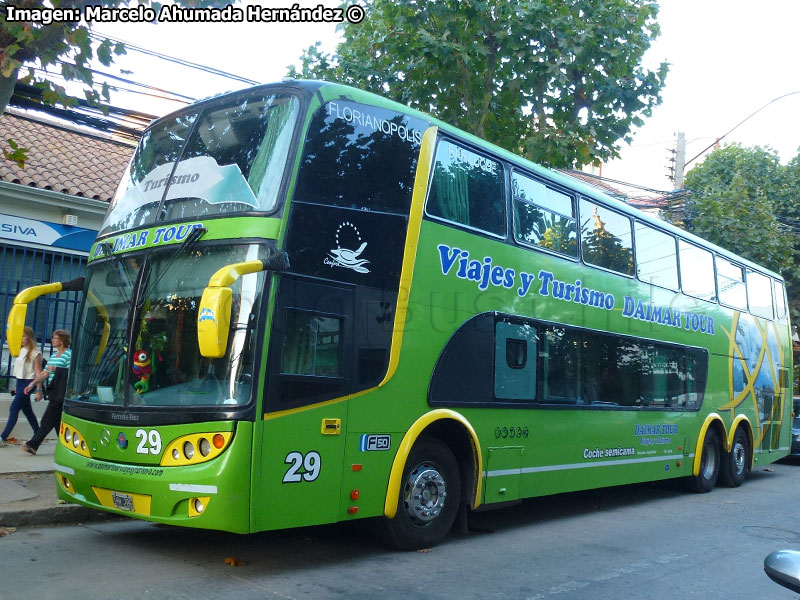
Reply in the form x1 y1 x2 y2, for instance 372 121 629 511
252 404 348 530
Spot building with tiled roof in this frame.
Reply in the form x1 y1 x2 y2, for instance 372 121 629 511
0 108 137 392
0 108 134 201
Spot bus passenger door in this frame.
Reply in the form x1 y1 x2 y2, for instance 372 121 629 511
254 276 352 531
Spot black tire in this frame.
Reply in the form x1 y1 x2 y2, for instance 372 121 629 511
687 428 720 493
719 427 750 487
372 437 461 551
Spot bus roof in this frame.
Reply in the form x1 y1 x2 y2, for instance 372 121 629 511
148 78 783 281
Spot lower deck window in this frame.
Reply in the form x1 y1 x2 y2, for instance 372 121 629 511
540 324 706 409
429 313 707 410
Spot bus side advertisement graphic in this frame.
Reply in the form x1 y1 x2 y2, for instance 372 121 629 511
437 243 715 335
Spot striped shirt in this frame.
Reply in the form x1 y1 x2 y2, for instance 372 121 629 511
46 348 71 384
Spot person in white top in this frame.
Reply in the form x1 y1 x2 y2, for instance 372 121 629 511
1 326 42 446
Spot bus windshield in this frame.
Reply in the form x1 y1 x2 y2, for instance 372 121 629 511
100 92 299 235
70 242 270 408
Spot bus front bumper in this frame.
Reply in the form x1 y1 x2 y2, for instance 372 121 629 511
53 441 251 533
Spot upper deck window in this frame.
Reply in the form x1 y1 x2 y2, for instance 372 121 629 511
512 172 577 257
580 199 634 276
747 270 774 319
293 100 428 215
634 222 678 290
774 279 788 320
100 92 299 235
678 240 716 302
716 256 747 310
426 139 505 236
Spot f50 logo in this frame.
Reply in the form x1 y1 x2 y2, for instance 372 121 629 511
359 434 391 451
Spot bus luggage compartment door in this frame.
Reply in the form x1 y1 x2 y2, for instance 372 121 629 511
484 446 524 503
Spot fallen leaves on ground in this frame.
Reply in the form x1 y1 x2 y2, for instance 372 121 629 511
417 548 432 553
224 557 247 567
0 527 17 537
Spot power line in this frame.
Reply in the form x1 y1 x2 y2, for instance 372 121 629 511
88 32 261 87
33 64 196 105
10 81 156 140
74 65 197 103
562 169 674 196
685 91 800 167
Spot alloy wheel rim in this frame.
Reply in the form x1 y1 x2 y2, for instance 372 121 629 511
403 462 447 525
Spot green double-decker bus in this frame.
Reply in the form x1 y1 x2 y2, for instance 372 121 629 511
6 80 792 550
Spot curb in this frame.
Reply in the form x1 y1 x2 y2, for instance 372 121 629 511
0 505 124 528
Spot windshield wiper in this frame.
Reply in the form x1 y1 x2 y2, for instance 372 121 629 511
137 226 207 307
94 241 137 306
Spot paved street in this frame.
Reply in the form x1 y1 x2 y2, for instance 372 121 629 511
2 458 800 599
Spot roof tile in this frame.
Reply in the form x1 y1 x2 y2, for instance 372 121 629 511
0 111 136 203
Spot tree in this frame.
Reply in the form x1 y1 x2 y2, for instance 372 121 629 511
1 1 127 115
0 0 216 166
289 0 668 168
683 144 800 322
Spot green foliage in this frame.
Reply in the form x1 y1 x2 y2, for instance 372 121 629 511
684 144 800 323
3 137 27 168
0 0 225 165
289 0 668 168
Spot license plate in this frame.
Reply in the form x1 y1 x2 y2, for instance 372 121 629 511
111 492 134 511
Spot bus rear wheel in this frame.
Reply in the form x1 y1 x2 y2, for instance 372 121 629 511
719 427 750 487
687 428 720 493
373 437 461 551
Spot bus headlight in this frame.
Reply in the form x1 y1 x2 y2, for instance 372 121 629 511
199 438 211 457
160 432 233 466
59 423 91 458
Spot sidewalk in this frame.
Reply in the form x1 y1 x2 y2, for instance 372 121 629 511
0 393 114 529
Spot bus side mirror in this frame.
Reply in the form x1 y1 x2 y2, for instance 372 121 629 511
6 303 27 356
198 287 233 358
5 279 82 356
196 253 287 358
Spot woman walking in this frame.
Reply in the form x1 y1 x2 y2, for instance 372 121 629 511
21 329 71 455
1 326 42 446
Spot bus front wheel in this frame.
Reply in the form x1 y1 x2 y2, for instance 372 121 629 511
687 428 720 493
719 427 750 487
373 437 461 551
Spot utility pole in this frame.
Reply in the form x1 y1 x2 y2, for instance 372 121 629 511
673 131 686 191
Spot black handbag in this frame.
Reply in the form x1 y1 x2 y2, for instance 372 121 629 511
45 367 69 403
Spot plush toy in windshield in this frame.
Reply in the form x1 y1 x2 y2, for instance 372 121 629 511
132 349 152 394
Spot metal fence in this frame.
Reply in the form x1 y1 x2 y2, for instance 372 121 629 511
0 243 86 393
